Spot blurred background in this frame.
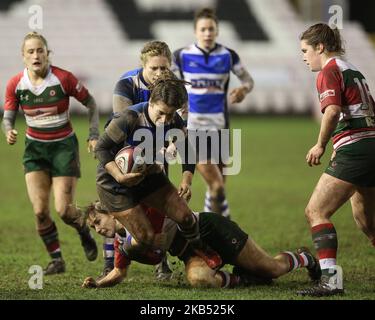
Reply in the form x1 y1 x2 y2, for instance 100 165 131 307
1 0 375 116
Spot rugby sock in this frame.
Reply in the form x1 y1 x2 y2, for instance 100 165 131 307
281 251 315 271
204 191 212 212
103 237 115 270
204 191 230 218
217 271 240 288
221 199 230 219
38 222 62 260
311 223 337 277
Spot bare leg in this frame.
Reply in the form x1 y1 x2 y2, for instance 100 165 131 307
351 187 375 244
142 183 194 228
52 176 84 230
53 176 97 261
234 238 290 278
26 171 65 273
25 171 52 231
112 205 155 248
197 163 225 214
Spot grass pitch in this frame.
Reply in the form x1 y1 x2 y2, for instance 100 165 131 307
0 116 374 300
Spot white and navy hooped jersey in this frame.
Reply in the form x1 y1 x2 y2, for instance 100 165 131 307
114 68 151 104
173 43 247 130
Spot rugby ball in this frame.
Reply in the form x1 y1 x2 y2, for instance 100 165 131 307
115 146 146 174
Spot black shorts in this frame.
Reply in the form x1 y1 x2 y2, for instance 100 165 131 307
171 212 248 265
96 172 170 212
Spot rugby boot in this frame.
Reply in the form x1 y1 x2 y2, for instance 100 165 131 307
155 256 173 281
44 258 66 275
297 273 344 297
297 247 322 282
79 225 98 261
233 266 273 286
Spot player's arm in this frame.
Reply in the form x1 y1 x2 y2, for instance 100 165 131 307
94 111 144 186
306 104 341 167
64 72 100 152
2 110 18 145
306 67 342 167
112 77 135 113
173 119 195 201
82 93 100 153
82 267 127 288
229 50 254 104
2 77 20 145
113 95 134 113
83 237 130 289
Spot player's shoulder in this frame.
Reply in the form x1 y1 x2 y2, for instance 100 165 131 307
318 58 344 81
128 101 148 114
176 43 199 55
50 65 73 78
215 43 239 59
7 71 24 89
119 68 142 80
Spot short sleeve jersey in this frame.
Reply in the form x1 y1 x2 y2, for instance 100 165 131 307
4 66 89 141
173 43 247 130
317 57 375 150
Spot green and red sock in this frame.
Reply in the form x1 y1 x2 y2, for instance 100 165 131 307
311 223 337 276
38 222 62 260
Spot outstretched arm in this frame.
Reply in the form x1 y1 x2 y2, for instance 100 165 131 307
229 55 254 104
82 267 128 289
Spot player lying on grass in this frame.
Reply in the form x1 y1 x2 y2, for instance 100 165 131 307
81 204 321 289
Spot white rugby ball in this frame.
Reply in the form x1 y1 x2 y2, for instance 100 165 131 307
115 146 146 174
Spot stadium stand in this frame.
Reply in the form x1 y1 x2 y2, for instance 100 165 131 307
1 0 375 115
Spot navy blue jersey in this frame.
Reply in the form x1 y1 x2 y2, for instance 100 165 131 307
114 68 151 104
105 68 151 128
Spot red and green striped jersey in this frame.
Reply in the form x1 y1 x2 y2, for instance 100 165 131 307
317 57 375 150
4 66 90 142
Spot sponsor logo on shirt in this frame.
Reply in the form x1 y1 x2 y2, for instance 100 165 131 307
24 106 58 117
191 78 223 89
320 89 335 102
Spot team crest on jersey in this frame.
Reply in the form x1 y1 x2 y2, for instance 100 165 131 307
320 89 335 102
49 89 56 97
